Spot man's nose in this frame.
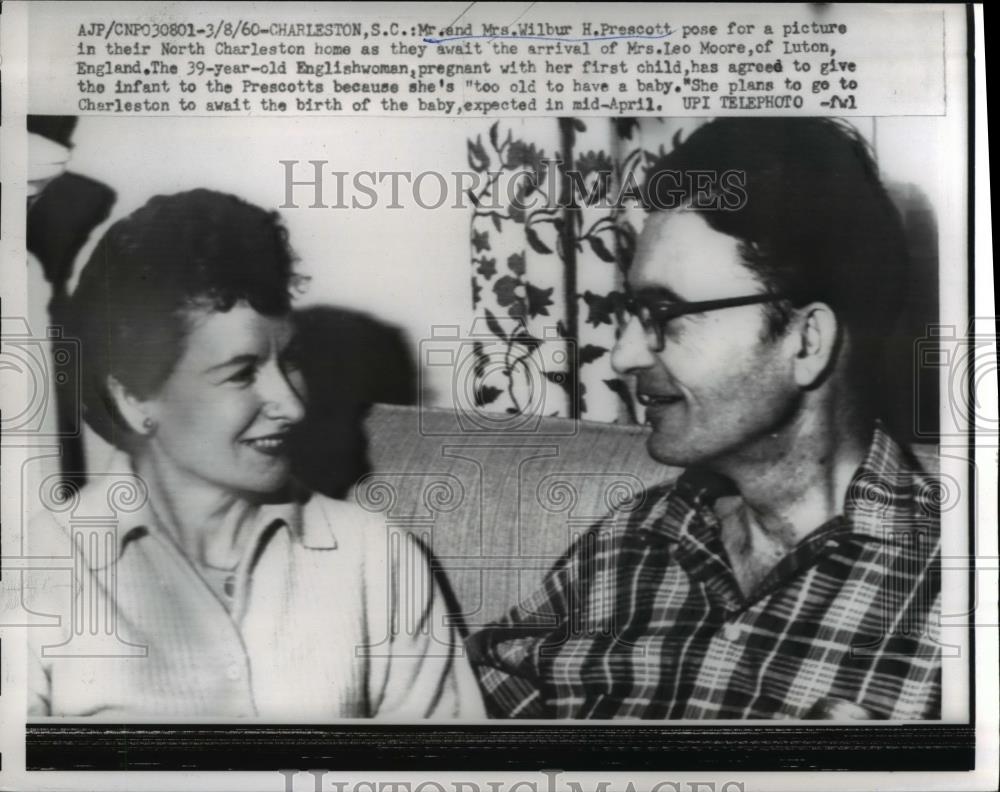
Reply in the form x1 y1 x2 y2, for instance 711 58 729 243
262 366 307 425
610 315 659 375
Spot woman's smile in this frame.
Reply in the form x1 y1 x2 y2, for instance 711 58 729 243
241 432 292 456
139 303 307 498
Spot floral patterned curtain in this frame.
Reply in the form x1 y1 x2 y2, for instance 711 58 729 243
467 117 704 424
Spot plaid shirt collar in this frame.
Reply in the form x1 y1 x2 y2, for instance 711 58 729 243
639 422 926 541
631 422 929 610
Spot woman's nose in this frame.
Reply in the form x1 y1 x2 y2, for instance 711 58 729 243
262 366 307 424
611 315 659 375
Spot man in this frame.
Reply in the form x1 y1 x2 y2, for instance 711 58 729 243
467 118 941 719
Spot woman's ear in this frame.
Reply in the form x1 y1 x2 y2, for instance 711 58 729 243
791 302 840 389
106 375 157 436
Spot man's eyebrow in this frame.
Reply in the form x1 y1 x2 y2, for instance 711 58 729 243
630 284 687 303
203 354 259 374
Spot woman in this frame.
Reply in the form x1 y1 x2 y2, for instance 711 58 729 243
22 189 485 719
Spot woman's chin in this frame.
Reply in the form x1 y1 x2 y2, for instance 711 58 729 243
219 457 294 497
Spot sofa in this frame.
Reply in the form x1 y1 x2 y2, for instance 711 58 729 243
353 403 940 632
353 403 676 628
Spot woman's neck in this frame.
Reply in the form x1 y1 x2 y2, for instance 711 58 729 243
132 450 250 569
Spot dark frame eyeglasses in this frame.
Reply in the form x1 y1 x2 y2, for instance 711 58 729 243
616 292 788 351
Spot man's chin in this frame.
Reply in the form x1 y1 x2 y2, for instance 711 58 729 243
645 434 693 469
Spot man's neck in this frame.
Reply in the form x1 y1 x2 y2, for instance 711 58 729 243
711 408 872 597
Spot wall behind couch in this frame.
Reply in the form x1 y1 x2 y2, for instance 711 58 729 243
46 115 960 472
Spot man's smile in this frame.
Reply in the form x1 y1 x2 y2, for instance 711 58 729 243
636 391 683 407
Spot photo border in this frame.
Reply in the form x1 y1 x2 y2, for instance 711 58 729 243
25 724 977 771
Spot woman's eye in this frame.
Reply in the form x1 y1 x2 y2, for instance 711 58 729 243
281 354 303 373
228 366 256 385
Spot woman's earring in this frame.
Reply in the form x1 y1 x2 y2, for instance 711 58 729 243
141 417 157 434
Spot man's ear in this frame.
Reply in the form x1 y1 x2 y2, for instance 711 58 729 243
106 375 156 436
790 302 840 389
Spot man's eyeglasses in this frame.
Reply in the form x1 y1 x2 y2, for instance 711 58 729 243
615 292 788 352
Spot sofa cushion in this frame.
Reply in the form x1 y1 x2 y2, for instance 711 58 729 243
354 403 673 627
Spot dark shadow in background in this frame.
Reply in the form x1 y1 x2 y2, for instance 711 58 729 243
290 306 418 499
883 181 940 446
27 115 117 483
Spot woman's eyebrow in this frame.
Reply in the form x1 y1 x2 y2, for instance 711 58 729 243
202 353 259 374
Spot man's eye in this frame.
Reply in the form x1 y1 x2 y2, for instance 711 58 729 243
651 305 680 323
651 305 686 337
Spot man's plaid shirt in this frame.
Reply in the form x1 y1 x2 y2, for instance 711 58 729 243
467 425 942 719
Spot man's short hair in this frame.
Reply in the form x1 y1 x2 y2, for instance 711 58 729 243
641 118 909 408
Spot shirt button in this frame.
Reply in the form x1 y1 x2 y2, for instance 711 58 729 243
722 622 742 642
225 663 242 681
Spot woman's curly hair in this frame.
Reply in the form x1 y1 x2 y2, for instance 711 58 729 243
70 189 298 446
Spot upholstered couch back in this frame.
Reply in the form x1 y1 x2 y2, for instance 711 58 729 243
356 403 939 629
354 403 671 628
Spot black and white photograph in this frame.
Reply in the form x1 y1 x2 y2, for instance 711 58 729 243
0 2 994 791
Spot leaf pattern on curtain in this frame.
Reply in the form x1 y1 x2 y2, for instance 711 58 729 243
466 119 570 420
468 118 706 424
